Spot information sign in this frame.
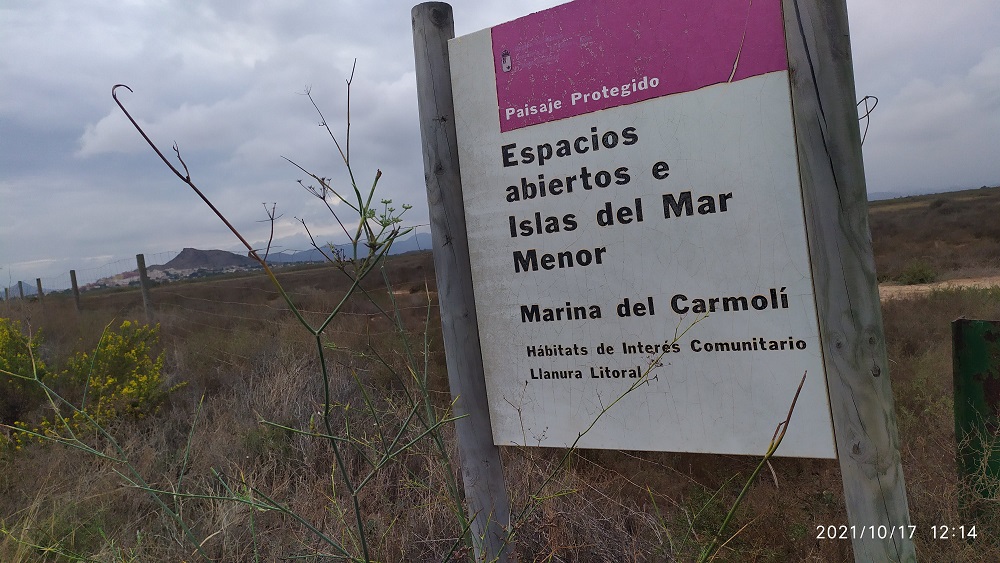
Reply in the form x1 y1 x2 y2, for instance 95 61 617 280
449 0 836 457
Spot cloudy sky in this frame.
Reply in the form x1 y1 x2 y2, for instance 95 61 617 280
2 0 998 289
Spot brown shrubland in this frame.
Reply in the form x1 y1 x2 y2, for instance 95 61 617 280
2 189 1000 561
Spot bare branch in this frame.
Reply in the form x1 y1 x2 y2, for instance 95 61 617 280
296 217 337 265
260 202 279 262
112 84 260 263
346 59 356 163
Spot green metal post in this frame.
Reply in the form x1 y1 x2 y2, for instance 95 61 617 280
953 318 1000 520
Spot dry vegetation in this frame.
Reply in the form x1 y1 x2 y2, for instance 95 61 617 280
870 185 1000 283
1 188 999 561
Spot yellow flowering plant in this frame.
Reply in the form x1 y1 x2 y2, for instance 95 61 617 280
0 318 46 427
11 320 180 447
61 320 170 424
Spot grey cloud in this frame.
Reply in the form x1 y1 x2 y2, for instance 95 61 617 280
2 0 997 286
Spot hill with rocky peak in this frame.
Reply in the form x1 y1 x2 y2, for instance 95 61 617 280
153 248 258 271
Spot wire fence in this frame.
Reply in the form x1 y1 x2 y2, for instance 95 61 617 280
1 223 438 381
2 225 432 302
2 251 182 300
0 247 442 418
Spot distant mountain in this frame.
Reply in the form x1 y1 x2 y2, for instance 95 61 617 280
154 248 258 271
388 232 433 254
265 248 329 264
264 232 433 264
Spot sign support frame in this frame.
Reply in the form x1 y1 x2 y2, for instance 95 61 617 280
412 4 512 562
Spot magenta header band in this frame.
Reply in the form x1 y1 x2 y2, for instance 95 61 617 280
491 0 788 132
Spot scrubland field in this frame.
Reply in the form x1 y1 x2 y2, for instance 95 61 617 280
2 187 1000 561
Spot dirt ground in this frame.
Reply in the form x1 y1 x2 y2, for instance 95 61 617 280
879 274 1000 299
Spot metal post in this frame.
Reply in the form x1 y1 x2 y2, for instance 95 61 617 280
412 3 511 561
953 318 1000 521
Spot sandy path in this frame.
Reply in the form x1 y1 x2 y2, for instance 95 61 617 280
878 275 1000 300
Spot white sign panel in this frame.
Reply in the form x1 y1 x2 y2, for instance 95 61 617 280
449 0 836 458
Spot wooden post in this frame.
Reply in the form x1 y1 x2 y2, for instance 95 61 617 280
412 3 511 561
70 270 82 313
783 1 914 560
17 280 24 300
35 278 44 304
136 254 153 322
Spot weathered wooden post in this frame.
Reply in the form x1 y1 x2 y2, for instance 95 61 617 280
70 270 82 313
783 0 913 559
412 3 511 561
136 253 153 322
17 280 24 300
953 318 1000 522
35 278 44 305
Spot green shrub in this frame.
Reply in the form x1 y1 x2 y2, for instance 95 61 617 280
0 318 46 425
897 259 937 285
14 321 179 446
68 321 172 421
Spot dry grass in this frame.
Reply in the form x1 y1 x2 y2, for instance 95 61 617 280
3 188 1000 561
870 186 1000 282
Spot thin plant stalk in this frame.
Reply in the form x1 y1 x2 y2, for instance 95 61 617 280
697 371 809 562
111 77 448 562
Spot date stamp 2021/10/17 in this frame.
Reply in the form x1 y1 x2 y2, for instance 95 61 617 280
816 524 977 541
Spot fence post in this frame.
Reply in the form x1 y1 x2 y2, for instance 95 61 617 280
70 270 82 313
35 278 44 305
412 3 511 561
953 318 1000 521
17 281 24 300
136 254 153 322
